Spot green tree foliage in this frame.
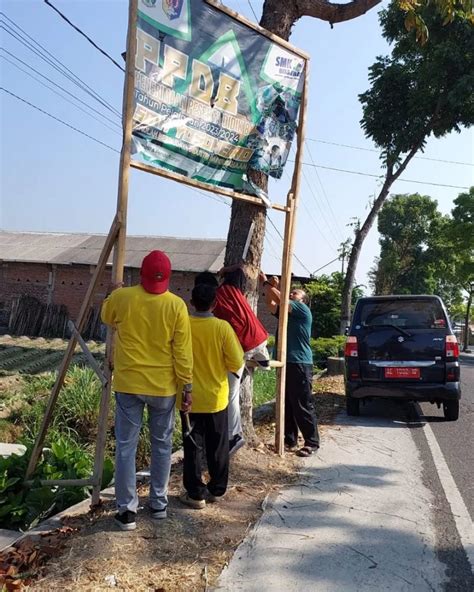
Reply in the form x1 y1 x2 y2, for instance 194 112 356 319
340 4 473 331
306 273 364 337
370 193 469 309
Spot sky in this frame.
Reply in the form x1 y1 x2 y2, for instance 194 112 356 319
1 0 473 291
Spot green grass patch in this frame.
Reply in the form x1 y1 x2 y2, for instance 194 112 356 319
253 369 276 408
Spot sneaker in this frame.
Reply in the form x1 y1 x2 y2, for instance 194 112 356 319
114 510 136 531
207 491 224 503
179 492 206 509
150 507 167 520
229 434 245 457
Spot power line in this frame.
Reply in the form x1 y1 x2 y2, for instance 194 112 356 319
306 137 474 167
43 0 125 73
267 216 312 276
1 87 120 154
289 160 471 190
0 14 121 117
304 140 345 242
312 256 340 275
0 50 122 132
247 0 259 21
284 166 337 251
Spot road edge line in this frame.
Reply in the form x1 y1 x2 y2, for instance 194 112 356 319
423 422 474 570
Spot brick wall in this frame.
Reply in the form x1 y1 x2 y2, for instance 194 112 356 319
0 262 277 336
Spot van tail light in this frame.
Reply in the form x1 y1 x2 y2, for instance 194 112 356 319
445 335 459 360
345 336 358 358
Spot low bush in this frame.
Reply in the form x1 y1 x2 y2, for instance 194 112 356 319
311 336 346 368
0 439 113 531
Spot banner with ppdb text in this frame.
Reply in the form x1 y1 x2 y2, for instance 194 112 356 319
132 0 306 197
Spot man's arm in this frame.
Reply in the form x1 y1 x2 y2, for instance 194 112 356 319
222 323 244 373
171 303 193 389
259 272 282 315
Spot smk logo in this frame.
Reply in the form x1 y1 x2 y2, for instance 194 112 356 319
142 0 157 7
162 0 184 20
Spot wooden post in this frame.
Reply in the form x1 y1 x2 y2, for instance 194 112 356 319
25 215 120 479
91 0 138 505
274 64 309 456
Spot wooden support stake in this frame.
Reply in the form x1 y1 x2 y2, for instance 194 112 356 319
274 65 309 456
91 0 138 505
25 215 120 479
67 321 107 386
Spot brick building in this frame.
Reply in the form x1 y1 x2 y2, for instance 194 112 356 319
0 231 277 338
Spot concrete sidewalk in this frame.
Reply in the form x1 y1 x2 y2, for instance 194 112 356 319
216 411 446 591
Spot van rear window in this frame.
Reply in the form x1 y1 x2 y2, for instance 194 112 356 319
357 299 446 330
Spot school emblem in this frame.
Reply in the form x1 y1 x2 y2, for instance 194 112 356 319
142 0 157 7
162 0 184 20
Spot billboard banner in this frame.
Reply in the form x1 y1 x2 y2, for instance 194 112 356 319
132 0 306 197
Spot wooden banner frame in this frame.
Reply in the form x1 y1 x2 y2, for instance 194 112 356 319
25 0 308 499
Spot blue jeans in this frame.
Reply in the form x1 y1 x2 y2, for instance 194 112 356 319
114 392 176 514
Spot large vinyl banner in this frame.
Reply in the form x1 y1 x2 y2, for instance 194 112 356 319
132 0 306 196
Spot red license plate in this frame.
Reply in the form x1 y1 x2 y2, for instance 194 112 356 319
385 367 420 379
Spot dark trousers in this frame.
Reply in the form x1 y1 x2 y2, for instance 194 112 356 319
181 407 229 501
284 363 320 449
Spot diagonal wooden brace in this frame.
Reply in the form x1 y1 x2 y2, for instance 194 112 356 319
67 321 108 387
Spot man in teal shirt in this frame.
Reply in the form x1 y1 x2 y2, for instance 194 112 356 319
260 275 320 457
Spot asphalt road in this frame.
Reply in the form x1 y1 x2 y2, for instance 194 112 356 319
418 353 474 520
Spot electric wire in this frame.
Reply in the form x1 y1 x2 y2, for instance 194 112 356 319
43 0 125 72
289 159 471 190
0 50 122 133
306 137 474 167
304 140 346 242
247 0 259 21
267 216 312 275
1 87 120 154
0 14 121 117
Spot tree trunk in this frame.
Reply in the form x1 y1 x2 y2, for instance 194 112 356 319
339 142 424 334
224 1 299 444
225 0 387 437
339 179 393 333
463 287 472 352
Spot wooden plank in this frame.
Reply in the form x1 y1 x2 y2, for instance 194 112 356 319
205 0 310 60
25 215 120 479
274 68 309 456
24 478 94 488
274 195 295 456
67 321 107 386
130 160 288 212
91 0 138 506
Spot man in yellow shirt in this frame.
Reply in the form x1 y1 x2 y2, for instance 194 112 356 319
180 284 243 509
101 250 193 530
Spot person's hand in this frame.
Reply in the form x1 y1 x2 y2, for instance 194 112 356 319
181 388 192 412
218 262 244 276
269 276 279 288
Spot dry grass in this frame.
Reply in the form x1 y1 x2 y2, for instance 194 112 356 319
2 376 345 592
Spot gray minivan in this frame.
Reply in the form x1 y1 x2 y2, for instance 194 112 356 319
344 295 461 420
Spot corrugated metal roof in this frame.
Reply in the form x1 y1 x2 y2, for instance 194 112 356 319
0 231 226 272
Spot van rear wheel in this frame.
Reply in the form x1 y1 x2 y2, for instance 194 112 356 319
443 400 459 421
346 397 360 417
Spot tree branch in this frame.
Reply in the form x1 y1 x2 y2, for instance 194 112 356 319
296 0 382 24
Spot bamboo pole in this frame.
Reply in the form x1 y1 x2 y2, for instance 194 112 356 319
25 215 120 479
274 64 309 456
91 0 138 505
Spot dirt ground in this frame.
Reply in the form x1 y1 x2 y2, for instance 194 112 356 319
1 376 345 592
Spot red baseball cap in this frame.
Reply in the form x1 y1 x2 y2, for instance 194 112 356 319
140 250 171 294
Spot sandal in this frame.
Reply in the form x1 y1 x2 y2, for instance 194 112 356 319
296 446 317 457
